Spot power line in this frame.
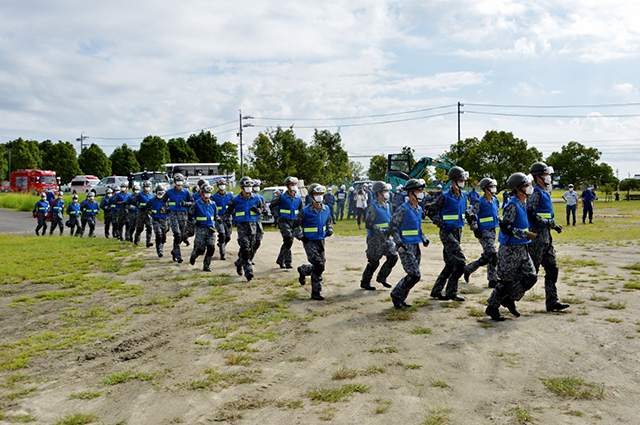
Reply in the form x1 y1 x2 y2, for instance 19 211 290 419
252 104 456 121
251 111 457 129
464 102 640 108
465 110 640 119
91 119 238 141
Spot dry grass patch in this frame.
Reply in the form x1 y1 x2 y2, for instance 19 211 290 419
331 367 357 380
542 376 605 400
306 383 369 403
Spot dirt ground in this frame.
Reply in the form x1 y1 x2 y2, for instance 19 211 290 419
1 230 640 425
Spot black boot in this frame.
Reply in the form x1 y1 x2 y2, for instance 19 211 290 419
377 279 392 288
360 282 376 291
311 291 324 300
189 253 197 266
463 267 470 283
297 266 306 286
485 305 505 321
501 297 521 317
488 280 498 288
235 259 243 276
546 301 570 312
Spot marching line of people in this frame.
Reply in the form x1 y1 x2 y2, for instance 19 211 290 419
31 163 572 318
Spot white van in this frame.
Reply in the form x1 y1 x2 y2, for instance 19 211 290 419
70 175 100 194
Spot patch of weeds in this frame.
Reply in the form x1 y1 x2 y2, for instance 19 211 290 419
383 307 416 321
287 356 307 362
54 413 99 425
523 290 545 301
281 289 303 302
430 380 448 388
410 327 432 335
141 295 172 308
345 265 362 271
374 399 392 414
422 406 452 425
362 365 386 375
317 406 337 421
69 391 103 400
542 376 605 399
459 286 483 295
1 414 38 422
510 407 534 423
212 411 243 423
604 318 623 323
216 333 260 352
604 301 627 310
223 397 273 411
566 410 584 417
571 259 602 267
621 262 640 271
404 363 421 370
623 282 640 290
225 354 253 366
332 367 357 380
183 368 261 390
1 373 32 389
175 288 193 299
104 281 143 298
368 346 398 354
1 386 38 400
194 340 210 346
467 306 485 317
590 294 610 302
306 383 369 403
274 398 304 409
561 297 584 304
413 297 431 307
207 323 238 339
101 370 155 386
117 259 145 275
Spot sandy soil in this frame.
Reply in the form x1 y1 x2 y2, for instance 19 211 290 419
1 230 640 425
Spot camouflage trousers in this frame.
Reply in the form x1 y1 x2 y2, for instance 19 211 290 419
134 211 153 246
299 239 326 294
431 227 466 298
235 222 259 279
276 218 296 267
110 209 122 239
361 234 398 286
67 216 81 236
215 218 233 258
465 228 498 283
152 217 170 257
103 210 112 238
390 243 422 303
115 209 128 241
169 211 189 260
528 228 560 305
250 221 264 261
487 243 537 308
125 209 137 241
79 215 97 237
35 212 47 235
191 226 216 270
50 213 64 235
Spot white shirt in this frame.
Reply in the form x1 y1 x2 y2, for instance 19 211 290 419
563 190 579 206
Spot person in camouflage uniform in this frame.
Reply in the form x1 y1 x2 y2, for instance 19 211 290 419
49 191 65 235
189 184 217 272
133 180 154 247
33 192 49 236
527 162 569 312
389 178 430 308
212 178 233 260
225 177 264 281
270 176 304 269
124 184 141 242
486 172 540 321
294 183 334 300
427 166 471 302
149 185 170 257
324 187 336 224
464 178 499 288
113 184 130 241
162 173 193 263
79 192 100 237
100 188 114 238
250 180 267 264
360 181 398 290
66 194 82 236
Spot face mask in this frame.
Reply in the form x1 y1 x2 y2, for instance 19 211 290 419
290 186 298 192
382 192 390 201
544 175 552 185
415 191 425 201
489 187 497 194
133 190 139 194
253 187 260 192
175 181 184 187
204 193 211 199
243 187 252 194
218 185 226 191
457 182 465 189
314 195 323 203
144 187 150 193
525 185 534 196
88 196 94 201
569 188 574 192
156 192 165 198
121 187 126 192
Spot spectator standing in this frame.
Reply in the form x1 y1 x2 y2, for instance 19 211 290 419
580 184 597 224
562 184 579 226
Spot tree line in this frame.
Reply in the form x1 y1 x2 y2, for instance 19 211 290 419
367 130 620 190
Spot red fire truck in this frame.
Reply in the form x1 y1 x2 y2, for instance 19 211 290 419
10 169 58 195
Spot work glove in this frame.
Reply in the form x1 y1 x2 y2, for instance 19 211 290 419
525 231 538 241
553 224 563 234
326 228 333 237
473 229 482 239
300 236 310 244
422 239 430 248
443 224 454 234
396 243 408 255
32 212 37 219
250 206 260 215
179 200 186 207
547 218 556 228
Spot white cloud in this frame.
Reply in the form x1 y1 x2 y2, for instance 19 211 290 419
612 83 638 96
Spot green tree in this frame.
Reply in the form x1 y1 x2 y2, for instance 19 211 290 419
168 137 198 164
187 131 220 163
38 140 54 158
137 135 170 172
348 160 365 181
42 141 82 183
248 127 322 187
78 143 111 178
445 131 542 191
9 138 42 171
368 154 387 181
401 146 416 169
619 178 640 199
0 148 8 180
311 129 350 185
546 142 615 187
110 144 141 176
219 141 239 176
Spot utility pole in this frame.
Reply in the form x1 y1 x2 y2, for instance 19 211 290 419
237 110 253 178
457 102 464 142
76 132 89 151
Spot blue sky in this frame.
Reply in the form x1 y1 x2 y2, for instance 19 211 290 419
1 0 639 179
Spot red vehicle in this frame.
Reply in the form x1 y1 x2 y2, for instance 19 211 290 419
1 181 10 193
10 169 58 195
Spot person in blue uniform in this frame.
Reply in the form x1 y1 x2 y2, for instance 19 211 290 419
335 185 347 220
79 192 100 237
149 186 170 258
324 188 336 224
33 192 50 236
66 194 82 236
468 186 480 206
161 173 194 263
189 184 218 272
113 184 130 241
389 178 430 308
580 184 596 224
293 183 334 300
134 180 155 247
250 179 266 264
49 191 65 235
100 188 114 238
212 179 233 260
270 176 304 269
